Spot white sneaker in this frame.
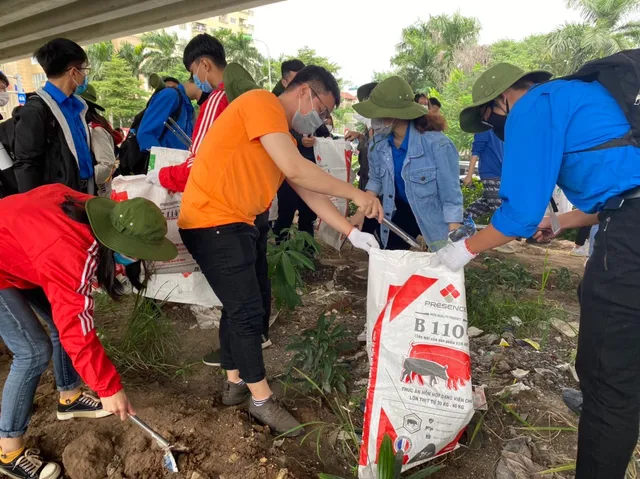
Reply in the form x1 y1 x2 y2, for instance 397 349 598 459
570 243 589 257
494 243 516 254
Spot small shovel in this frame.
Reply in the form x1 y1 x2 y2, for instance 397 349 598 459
129 415 179 473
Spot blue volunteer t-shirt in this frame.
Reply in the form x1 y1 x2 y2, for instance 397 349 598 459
472 130 503 179
389 124 411 203
492 80 640 238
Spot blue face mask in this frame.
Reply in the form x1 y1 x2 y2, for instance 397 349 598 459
193 62 214 94
114 252 136 266
74 68 89 95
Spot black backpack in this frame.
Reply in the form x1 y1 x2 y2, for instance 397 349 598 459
118 89 183 175
0 94 55 198
559 48 640 150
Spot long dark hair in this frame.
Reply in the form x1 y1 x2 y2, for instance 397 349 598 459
60 196 148 299
414 110 448 133
86 107 115 136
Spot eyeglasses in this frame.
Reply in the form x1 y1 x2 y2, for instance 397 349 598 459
309 85 331 120
68 66 91 76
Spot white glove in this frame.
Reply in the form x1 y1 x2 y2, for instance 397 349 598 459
348 228 380 254
146 168 161 186
430 239 477 272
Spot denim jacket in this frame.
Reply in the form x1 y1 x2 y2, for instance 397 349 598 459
366 123 463 251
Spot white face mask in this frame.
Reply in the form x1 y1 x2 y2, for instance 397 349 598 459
0 92 9 107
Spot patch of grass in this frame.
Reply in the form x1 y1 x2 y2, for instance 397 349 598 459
268 226 319 310
466 256 566 335
548 267 580 291
94 291 115 315
286 313 353 394
101 293 181 377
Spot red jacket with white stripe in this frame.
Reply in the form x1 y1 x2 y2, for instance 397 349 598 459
0 184 122 397
158 86 229 192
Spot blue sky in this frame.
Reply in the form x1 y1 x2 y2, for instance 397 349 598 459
252 0 583 87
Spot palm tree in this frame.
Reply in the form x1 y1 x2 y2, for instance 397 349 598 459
139 30 183 77
117 42 148 78
548 0 640 75
86 41 114 81
212 28 264 81
392 13 481 91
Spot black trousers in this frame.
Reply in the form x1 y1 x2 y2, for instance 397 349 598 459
362 198 420 250
273 181 317 241
180 217 270 383
576 198 640 479
575 225 591 247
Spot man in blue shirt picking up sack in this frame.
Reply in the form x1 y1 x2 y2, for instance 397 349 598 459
433 59 640 479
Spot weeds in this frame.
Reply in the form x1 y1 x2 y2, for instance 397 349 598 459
465 256 566 335
286 313 352 394
101 293 180 377
549 267 580 291
268 226 319 310
319 434 442 478
281 368 360 467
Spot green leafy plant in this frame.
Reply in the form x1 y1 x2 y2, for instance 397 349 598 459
483 257 538 296
318 434 442 479
286 314 352 394
267 226 319 310
549 267 580 291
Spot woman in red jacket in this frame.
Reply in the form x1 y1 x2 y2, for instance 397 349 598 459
0 184 177 479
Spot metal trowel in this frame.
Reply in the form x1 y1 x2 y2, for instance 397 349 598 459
129 415 179 473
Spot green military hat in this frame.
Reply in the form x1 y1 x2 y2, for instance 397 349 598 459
86 196 178 261
79 84 104 111
224 62 260 103
353 76 428 120
459 63 552 133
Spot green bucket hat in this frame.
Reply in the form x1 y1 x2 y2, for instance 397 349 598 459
353 76 428 120
224 62 260 103
459 63 552 133
79 84 104 111
148 73 166 93
86 196 178 262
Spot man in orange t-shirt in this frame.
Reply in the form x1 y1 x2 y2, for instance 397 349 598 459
178 66 382 436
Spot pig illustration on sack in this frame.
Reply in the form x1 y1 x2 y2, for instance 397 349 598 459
401 343 471 391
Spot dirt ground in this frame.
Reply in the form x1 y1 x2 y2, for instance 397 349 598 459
0 239 589 479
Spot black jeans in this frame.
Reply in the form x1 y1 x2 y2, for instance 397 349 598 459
576 198 640 479
180 221 268 383
255 211 271 339
273 181 317 241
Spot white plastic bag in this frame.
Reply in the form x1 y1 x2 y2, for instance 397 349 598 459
110 147 221 307
359 250 474 478
313 138 353 250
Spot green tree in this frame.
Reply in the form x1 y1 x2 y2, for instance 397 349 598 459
117 42 148 78
547 0 640 75
371 70 397 83
490 35 552 71
438 66 484 154
140 30 183 77
392 13 481 91
86 41 114 81
93 55 149 127
212 28 265 82
268 47 343 89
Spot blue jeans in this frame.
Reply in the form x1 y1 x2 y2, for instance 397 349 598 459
0 288 81 438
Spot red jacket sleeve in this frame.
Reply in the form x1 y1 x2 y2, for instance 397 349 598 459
157 90 229 193
35 237 122 397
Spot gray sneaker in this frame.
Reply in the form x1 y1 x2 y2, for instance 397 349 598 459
249 397 301 437
222 381 251 406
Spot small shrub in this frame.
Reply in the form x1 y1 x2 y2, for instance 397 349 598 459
286 313 352 394
268 226 319 310
549 267 580 291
